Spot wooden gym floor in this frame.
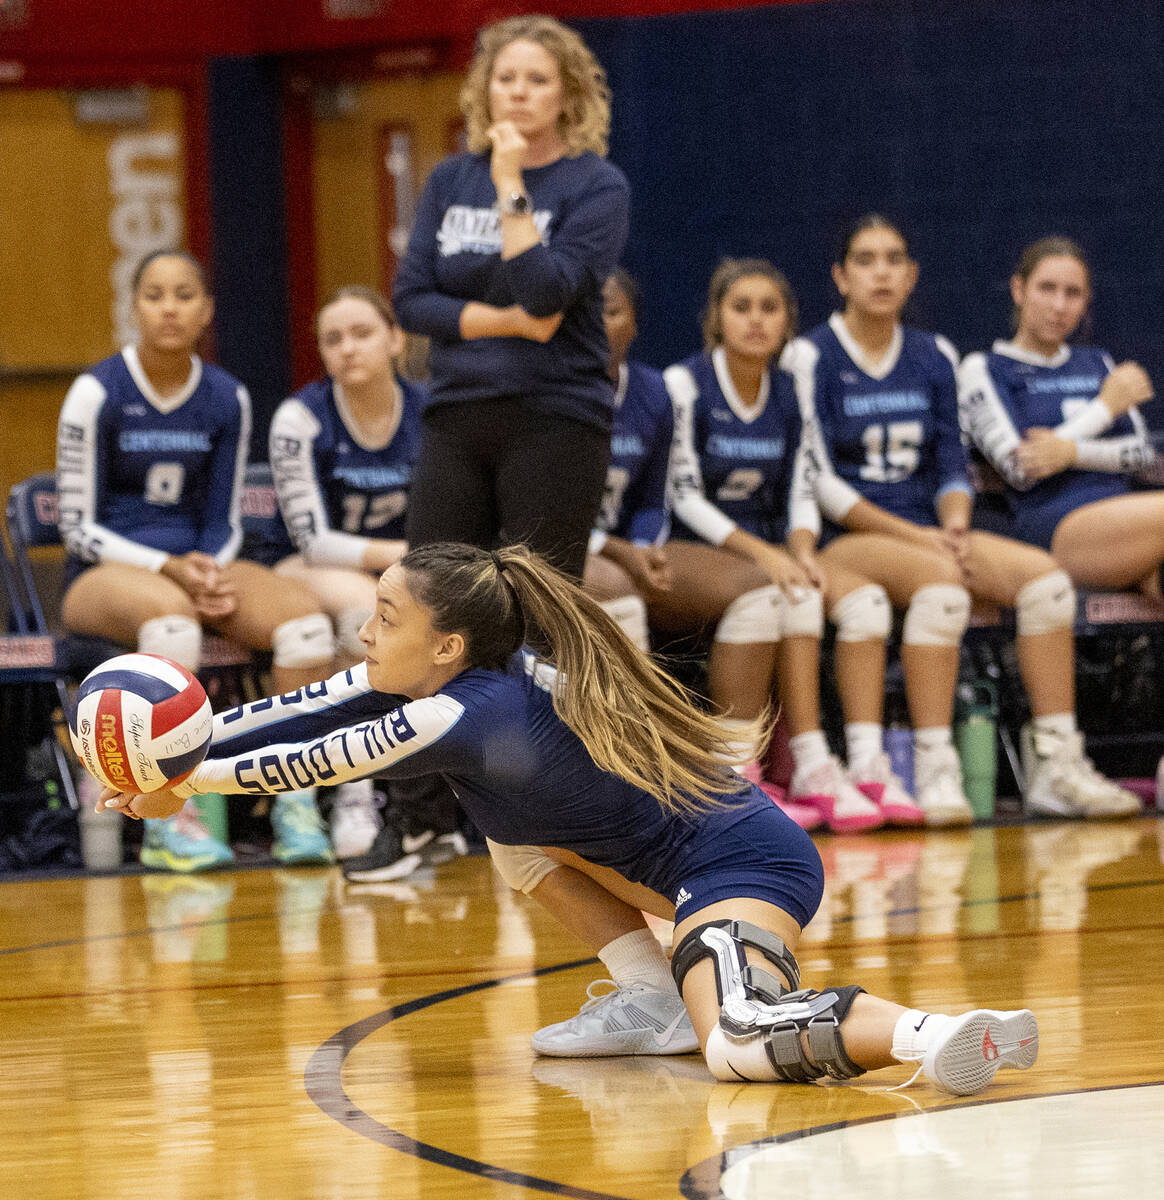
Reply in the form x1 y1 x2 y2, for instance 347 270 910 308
2 817 1162 1199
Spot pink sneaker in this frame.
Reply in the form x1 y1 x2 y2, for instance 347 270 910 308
789 756 883 833
850 753 925 826
741 763 823 831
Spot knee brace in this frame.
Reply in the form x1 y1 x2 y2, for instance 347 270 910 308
671 919 801 1005
1015 569 1075 637
714 585 783 644
138 614 201 672
706 984 867 1083
902 584 970 647
486 839 560 895
335 607 371 659
272 612 335 669
830 584 891 643
599 594 650 652
781 587 824 639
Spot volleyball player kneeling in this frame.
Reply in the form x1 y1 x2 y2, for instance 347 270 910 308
95 543 1037 1093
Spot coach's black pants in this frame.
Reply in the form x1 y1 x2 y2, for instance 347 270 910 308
406 398 611 582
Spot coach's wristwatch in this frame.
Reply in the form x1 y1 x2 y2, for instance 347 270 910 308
497 190 532 216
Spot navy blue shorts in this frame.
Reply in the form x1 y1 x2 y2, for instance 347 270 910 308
668 793 824 928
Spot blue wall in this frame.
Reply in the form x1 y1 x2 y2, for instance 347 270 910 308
581 0 1164 422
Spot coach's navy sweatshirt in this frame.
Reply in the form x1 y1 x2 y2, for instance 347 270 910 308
393 151 630 432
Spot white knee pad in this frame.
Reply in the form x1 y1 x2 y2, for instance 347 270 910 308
599 594 650 652
830 584 891 643
902 584 971 647
335 607 371 659
272 612 335 669
1015 570 1075 637
486 839 560 895
138 615 202 672
781 587 824 639
714 585 784 644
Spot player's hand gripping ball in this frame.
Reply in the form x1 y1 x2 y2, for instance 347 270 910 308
69 653 212 793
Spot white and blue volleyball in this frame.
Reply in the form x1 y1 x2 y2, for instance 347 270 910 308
69 653 213 793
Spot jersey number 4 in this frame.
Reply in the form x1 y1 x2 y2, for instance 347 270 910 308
859 421 923 483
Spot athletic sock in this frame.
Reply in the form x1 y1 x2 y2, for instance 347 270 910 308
845 722 884 772
598 928 678 994
789 730 831 777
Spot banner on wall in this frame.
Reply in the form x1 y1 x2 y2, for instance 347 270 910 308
108 130 184 347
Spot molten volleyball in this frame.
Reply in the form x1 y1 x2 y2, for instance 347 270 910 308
69 653 213 793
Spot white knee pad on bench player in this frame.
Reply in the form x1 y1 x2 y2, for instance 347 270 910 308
1015 570 1074 636
486 839 560 894
599 594 650 652
272 612 335 669
781 587 824 639
714 585 784 644
335 607 371 659
902 584 970 647
830 584 891 643
138 615 202 672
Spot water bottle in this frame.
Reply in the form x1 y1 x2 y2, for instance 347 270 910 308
193 792 229 844
79 800 123 872
954 681 997 820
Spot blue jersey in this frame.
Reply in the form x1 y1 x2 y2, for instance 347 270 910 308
394 151 630 431
268 377 425 567
595 361 673 546
57 346 248 570
783 316 970 531
958 341 1152 549
173 652 823 926
664 348 816 546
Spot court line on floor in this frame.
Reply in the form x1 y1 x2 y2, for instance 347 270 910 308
304 958 636 1200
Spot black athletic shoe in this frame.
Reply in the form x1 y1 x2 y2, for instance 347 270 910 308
341 819 468 883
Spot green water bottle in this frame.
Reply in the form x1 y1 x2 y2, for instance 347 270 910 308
192 792 229 844
954 682 997 820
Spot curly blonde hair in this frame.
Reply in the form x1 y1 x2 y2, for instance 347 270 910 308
460 14 611 158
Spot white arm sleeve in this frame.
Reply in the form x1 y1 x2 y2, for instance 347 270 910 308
956 353 1032 489
269 398 373 568
780 339 861 523
1073 409 1156 473
174 691 467 798
56 374 169 571
786 417 822 537
663 364 738 546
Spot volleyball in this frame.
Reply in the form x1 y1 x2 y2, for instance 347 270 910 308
69 653 213 794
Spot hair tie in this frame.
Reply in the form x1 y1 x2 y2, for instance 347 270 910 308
490 550 504 572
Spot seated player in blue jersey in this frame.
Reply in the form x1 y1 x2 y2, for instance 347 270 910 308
783 217 1139 823
580 270 673 651
266 286 425 861
56 250 337 871
97 541 1039 1096
957 236 1157 590
662 259 922 834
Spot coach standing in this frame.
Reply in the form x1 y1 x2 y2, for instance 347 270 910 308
394 13 630 581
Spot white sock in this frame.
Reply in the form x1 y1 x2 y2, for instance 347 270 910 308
891 1008 953 1061
1032 712 1076 742
845 722 884 772
913 726 954 762
719 717 756 773
789 730 831 777
598 928 678 993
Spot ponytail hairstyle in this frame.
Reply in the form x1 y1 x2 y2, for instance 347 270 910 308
835 213 909 265
399 542 759 815
701 257 798 354
1011 236 1092 339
